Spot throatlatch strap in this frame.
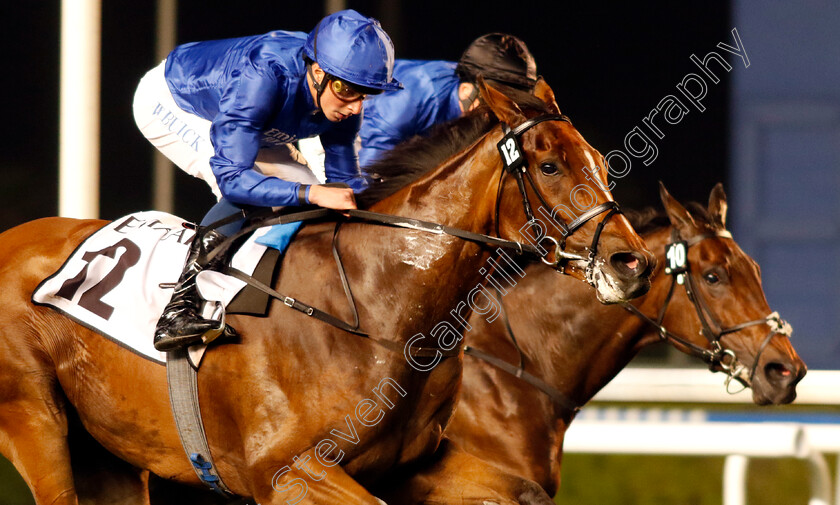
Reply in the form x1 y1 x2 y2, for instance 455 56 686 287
166 349 234 497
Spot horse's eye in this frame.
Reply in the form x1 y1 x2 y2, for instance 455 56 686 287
540 163 559 176
704 272 720 284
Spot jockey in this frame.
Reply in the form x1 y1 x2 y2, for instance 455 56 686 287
357 33 538 166
133 9 401 351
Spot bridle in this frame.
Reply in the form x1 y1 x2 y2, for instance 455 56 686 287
464 226 794 414
494 113 622 278
620 228 793 391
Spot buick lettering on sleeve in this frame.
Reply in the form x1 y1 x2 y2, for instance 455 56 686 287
151 102 205 153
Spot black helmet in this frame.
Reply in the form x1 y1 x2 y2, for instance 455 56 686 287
455 33 538 91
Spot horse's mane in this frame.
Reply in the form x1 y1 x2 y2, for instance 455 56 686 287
357 85 555 208
624 202 712 235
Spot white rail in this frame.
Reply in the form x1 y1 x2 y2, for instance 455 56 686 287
564 419 832 505
591 368 840 404
59 0 101 219
562 368 840 505
565 421 809 456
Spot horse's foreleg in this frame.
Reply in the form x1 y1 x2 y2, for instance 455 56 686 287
373 439 553 505
0 306 79 504
252 447 386 505
0 399 79 505
148 474 236 505
75 466 149 505
68 424 151 505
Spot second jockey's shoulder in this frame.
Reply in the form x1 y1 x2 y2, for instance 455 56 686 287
393 59 458 81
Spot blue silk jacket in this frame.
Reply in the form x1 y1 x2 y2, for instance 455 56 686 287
358 60 461 167
165 31 364 207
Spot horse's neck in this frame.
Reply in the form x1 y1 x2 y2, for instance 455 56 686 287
352 137 504 323
473 227 674 406
454 228 674 489
372 136 501 233
523 227 674 402
249 140 508 461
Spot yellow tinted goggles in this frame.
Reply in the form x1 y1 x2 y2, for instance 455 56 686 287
329 78 367 102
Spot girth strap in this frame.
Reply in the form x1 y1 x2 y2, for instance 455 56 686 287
166 349 234 498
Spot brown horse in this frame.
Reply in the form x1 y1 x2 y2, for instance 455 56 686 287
437 183 806 497
0 78 653 505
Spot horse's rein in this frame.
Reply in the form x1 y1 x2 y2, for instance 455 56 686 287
203 207 542 266
196 205 547 360
464 288 582 415
464 229 794 414
193 114 623 362
620 229 793 391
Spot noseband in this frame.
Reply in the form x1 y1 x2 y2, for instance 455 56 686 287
494 114 621 276
621 228 793 391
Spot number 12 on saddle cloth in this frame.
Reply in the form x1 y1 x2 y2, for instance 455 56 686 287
32 211 269 364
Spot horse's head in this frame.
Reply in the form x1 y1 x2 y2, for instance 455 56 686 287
480 77 654 303
657 183 806 405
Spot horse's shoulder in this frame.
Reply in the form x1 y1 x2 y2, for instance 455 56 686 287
3 216 107 240
0 217 107 268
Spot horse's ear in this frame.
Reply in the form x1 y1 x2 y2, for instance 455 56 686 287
478 75 525 125
659 181 698 235
533 77 560 113
707 182 728 229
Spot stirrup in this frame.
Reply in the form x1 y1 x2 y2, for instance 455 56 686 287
154 331 208 352
201 301 228 345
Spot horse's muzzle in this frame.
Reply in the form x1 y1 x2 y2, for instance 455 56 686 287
752 357 807 405
590 249 655 303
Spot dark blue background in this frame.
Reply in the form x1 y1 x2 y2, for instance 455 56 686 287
3 2 836 369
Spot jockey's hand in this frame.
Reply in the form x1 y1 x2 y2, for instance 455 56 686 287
308 185 357 211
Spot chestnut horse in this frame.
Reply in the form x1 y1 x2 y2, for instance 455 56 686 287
0 78 653 505
436 183 806 497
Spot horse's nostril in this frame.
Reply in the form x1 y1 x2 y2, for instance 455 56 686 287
765 362 793 383
609 251 647 278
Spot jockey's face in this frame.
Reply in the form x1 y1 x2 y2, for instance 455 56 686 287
308 63 365 122
458 83 481 114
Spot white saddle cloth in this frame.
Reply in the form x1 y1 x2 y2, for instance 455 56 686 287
32 211 269 365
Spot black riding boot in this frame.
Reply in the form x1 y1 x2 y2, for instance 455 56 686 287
153 228 237 351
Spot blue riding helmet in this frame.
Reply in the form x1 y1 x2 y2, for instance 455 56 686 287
304 9 402 92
